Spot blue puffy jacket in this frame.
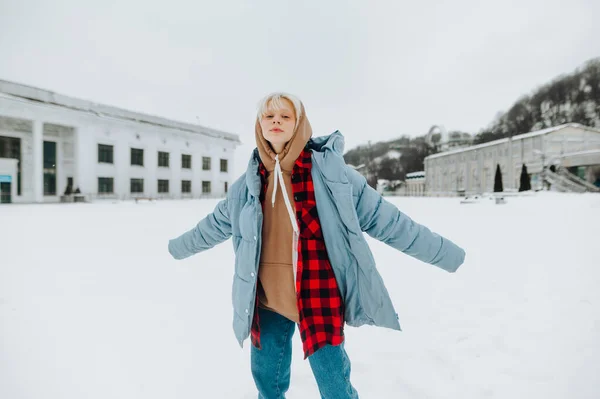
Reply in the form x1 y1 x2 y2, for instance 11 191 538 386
168 131 466 346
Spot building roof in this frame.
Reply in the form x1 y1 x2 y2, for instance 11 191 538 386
424 123 600 160
406 171 425 178
0 79 240 143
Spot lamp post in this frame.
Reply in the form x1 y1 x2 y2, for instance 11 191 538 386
533 149 546 190
507 131 513 191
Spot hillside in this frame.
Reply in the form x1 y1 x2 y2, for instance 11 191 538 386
344 58 600 183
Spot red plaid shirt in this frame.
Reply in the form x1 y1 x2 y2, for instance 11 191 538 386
251 147 345 358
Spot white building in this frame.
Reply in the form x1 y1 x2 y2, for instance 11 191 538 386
405 171 426 196
0 80 240 204
424 124 600 196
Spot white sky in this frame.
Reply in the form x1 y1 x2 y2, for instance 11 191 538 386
1 0 598 166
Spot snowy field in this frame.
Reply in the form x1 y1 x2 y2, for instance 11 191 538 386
1 193 599 399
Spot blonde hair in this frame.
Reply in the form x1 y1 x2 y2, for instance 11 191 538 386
256 92 302 129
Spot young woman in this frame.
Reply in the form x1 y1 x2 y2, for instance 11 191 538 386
168 93 466 398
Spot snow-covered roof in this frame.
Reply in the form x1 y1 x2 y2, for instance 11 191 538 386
385 149 402 159
372 149 402 164
425 123 600 160
0 79 240 143
406 171 425 178
347 163 366 170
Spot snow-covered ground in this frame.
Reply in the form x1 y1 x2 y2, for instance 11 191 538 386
1 193 599 399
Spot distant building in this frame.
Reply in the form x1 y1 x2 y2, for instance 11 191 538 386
0 80 240 204
405 171 426 196
424 123 600 196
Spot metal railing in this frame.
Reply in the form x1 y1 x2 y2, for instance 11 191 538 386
542 169 590 193
557 168 600 192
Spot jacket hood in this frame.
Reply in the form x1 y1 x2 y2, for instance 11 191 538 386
307 130 345 155
246 130 348 196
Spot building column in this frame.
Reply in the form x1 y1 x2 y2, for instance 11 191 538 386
478 151 484 193
73 128 82 191
172 149 181 199
507 139 514 190
32 120 43 202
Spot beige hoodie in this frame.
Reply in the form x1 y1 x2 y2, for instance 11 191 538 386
255 104 313 323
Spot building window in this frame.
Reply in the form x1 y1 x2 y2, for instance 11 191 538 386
182 154 192 169
158 151 170 167
98 177 114 194
182 180 192 193
43 141 57 196
158 179 169 193
202 181 211 194
130 178 144 193
98 144 114 164
131 148 144 166
224 181 228 194
0 136 21 196
202 157 211 171
220 159 228 172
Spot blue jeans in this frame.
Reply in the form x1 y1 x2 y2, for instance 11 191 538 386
251 307 359 399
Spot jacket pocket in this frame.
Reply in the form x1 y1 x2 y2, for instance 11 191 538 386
233 242 255 282
238 202 257 242
298 199 322 239
233 235 242 253
232 273 254 322
357 267 384 321
326 181 362 236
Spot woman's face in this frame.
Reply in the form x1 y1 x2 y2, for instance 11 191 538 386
259 98 297 152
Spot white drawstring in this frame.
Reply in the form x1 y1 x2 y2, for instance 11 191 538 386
271 154 300 287
272 154 299 235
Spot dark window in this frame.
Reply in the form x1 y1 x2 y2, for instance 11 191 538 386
130 178 144 193
158 151 169 167
182 180 191 193
0 136 21 195
44 141 57 196
224 181 228 193
182 154 192 169
202 181 211 194
220 159 228 172
98 144 114 164
131 148 144 166
202 157 211 171
158 179 169 193
98 177 114 194
0 181 11 203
